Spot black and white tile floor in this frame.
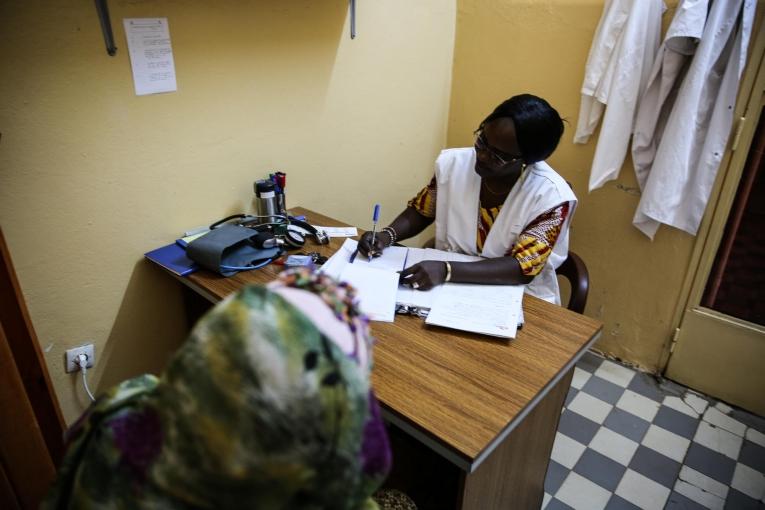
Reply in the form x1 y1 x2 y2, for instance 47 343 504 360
543 351 765 510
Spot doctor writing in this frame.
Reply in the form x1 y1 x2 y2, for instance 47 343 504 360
358 94 577 305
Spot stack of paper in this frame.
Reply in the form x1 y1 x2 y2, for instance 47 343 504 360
320 239 525 338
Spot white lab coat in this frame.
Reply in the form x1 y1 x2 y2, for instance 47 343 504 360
574 0 664 192
633 0 755 239
433 148 577 304
631 0 709 190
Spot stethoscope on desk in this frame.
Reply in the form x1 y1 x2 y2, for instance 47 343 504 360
208 213 330 272
210 213 329 246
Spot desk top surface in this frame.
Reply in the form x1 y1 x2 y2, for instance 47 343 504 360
179 207 603 469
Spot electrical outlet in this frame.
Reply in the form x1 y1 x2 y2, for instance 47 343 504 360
65 344 95 373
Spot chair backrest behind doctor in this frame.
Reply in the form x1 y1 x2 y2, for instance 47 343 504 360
555 251 589 314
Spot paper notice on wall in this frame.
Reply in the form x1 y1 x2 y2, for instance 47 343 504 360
123 18 177 96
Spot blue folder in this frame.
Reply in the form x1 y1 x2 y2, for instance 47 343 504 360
145 242 198 277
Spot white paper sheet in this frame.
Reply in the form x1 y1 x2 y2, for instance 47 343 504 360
338 264 398 322
319 238 356 279
320 240 524 332
313 226 358 238
352 244 408 272
319 239 401 322
321 239 408 274
425 283 524 339
123 18 177 96
424 248 484 264
397 248 483 310
395 248 432 309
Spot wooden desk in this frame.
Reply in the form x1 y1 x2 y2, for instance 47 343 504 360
168 207 602 510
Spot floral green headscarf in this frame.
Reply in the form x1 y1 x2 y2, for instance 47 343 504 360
45 269 391 509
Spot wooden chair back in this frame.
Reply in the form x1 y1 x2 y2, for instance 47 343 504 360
556 251 589 314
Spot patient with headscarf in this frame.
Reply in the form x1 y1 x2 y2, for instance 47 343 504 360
44 268 414 510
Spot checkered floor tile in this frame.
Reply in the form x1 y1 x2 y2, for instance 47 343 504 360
543 351 765 510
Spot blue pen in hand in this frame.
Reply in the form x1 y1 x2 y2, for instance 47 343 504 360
369 204 381 262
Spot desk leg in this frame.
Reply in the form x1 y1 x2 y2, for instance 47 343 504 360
458 368 574 510
181 285 213 329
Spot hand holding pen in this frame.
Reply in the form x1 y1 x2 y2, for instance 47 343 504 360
368 204 380 261
356 204 385 260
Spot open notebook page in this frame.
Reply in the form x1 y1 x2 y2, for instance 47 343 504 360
396 248 483 310
417 248 523 327
425 283 524 339
320 240 524 328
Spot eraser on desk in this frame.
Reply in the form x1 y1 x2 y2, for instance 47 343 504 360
285 255 314 267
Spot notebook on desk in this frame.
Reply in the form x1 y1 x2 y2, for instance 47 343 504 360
321 239 524 338
425 282 524 338
145 242 198 277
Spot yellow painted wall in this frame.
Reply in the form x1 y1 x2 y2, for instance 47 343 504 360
449 0 698 370
4 0 760 425
0 0 456 423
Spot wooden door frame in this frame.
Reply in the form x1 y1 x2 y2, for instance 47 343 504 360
660 8 765 371
0 322 58 508
0 227 66 506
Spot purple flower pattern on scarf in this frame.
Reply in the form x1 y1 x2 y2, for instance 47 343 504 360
109 407 163 481
360 391 391 476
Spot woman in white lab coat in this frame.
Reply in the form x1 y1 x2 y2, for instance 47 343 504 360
358 95 577 305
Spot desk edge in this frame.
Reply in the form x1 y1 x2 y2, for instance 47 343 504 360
467 327 603 473
163 254 604 475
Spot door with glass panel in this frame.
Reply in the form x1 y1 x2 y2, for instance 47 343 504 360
666 29 765 416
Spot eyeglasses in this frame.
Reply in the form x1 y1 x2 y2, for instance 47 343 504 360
474 131 524 167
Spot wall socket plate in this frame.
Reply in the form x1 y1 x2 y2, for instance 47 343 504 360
65 344 95 373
